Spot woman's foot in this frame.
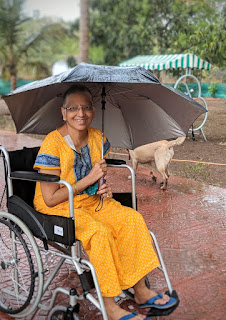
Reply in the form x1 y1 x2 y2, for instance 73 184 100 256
134 278 170 307
135 288 170 306
103 297 146 320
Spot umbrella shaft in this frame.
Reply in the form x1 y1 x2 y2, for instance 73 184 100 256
101 86 106 159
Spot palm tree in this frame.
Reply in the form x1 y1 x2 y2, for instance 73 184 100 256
78 0 89 63
0 0 67 90
0 0 29 89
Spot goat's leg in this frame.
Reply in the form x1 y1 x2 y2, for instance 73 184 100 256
166 165 170 178
149 163 157 182
159 168 168 190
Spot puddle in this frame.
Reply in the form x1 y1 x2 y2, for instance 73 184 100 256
169 179 206 195
202 193 226 209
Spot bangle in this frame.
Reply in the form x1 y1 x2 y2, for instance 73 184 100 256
74 183 78 194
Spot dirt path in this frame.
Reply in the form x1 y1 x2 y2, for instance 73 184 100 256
171 99 226 188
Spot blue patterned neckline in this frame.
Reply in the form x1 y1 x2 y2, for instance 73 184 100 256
63 134 88 154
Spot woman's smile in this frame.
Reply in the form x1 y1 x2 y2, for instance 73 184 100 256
74 118 87 124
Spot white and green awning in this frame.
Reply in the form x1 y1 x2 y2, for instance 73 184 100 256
119 54 211 71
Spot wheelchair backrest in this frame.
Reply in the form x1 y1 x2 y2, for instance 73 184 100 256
7 146 40 208
2 146 76 246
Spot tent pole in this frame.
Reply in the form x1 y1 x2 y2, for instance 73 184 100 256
186 67 191 75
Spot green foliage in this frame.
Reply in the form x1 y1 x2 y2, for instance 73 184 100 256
188 7 226 68
208 82 218 97
90 0 225 67
67 56 77 68
0 0 224 86
90 0 156 65
89 45 105 65
181 159 211 181
0 0 75 87
176 83 183 92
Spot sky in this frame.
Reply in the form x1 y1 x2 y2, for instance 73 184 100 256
23 0 80 21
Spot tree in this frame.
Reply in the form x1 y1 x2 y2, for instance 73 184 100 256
188 7 226 68
0 0 69 90
90 0 155 65
78 0 90 63
90 0 223 67
0 0 29 89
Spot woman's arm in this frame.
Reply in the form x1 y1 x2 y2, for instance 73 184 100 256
39 159 108 207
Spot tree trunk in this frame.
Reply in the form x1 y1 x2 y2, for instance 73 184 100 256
9 44 17 90
78 0 89 63
10 74 17 91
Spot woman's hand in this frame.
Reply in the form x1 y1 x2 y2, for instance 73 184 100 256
87 159 107 185
97 183 112 200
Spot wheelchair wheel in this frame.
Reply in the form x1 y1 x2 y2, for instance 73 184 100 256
48 305 80 320
0 218 36 314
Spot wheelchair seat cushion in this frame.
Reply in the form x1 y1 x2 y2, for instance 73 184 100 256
7 195 75 246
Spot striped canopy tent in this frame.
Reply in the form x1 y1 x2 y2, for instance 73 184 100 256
119 54 211 71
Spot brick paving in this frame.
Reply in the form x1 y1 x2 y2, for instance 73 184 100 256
0 131 226 320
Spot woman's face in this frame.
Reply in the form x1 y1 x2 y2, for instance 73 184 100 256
61 91 95 132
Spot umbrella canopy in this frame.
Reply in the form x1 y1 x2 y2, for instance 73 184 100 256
2 63 206 150
119 54 211 71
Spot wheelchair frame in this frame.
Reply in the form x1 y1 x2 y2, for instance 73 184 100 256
0 145 177 319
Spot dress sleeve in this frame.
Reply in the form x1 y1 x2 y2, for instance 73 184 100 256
33 132 61 170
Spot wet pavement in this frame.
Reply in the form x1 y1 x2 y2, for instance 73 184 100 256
0 131 226 320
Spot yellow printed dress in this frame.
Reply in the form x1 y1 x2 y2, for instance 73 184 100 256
34 127 159 297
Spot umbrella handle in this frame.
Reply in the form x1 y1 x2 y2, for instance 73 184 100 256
98 177 106 190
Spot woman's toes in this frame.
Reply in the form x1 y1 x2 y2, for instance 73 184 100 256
163 294 170 302
161 294 170 303
155 294 170 305
155 298 167 305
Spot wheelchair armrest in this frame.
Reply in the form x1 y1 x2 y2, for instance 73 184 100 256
10 171 60 183
106 159 126 165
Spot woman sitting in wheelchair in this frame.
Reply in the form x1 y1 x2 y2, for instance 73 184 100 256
33 85 176 320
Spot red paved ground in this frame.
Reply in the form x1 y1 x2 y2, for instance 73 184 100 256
0 131 226 320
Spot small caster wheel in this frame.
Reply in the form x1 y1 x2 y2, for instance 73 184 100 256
48 305 80 320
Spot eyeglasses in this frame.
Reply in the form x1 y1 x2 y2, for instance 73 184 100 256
63 105 94 113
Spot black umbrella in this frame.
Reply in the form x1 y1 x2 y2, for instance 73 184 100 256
2 63 206 150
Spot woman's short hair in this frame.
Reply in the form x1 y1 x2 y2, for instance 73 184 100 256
63 85 92 106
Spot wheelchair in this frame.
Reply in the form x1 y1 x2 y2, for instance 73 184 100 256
0 144 179 319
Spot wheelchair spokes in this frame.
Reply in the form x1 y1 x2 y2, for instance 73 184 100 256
0 218 35 314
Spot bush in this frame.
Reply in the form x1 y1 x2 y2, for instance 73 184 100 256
208 82 218 97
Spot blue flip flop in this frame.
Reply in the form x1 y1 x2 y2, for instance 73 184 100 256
119 312 151 320
138 293 177 310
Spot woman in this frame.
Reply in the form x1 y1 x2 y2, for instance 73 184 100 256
33 85 176 320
